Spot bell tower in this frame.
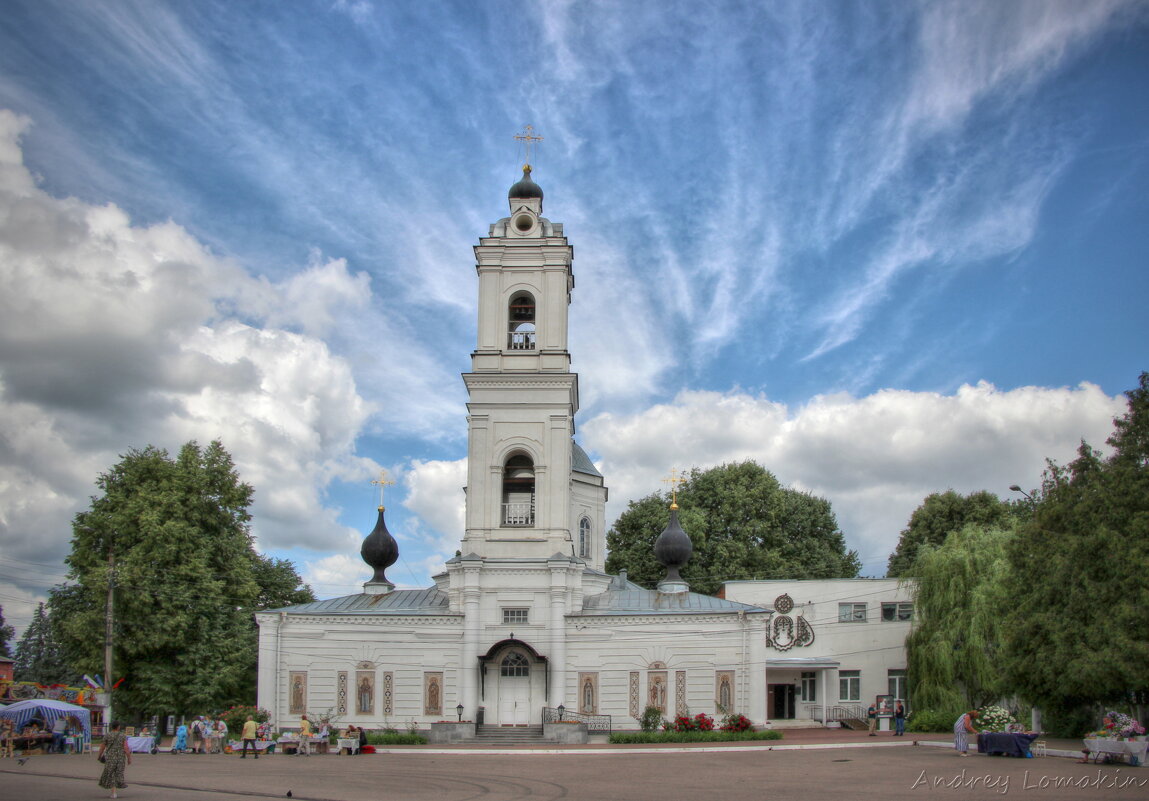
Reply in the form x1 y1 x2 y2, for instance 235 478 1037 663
460 158 604 564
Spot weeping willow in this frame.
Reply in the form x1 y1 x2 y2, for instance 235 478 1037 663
905 522 1014 716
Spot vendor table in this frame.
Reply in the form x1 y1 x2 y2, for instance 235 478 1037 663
14 733 52 753
277 737 327 754
336 738 360 755
227 739 276 753
126 736 158 754
1083 738 1147 766
977 732 1040 758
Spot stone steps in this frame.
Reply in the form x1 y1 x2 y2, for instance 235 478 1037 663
473 724 547 745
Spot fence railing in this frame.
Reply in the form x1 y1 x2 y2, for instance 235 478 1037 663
502 502 534 526
542 707 612 734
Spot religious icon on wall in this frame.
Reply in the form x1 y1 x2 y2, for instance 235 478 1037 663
357 672 375 715
648 673 668 713
424 672 443 716
289 672 307 714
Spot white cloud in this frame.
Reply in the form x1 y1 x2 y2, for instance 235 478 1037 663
0 110 377 630
583 381 1125 575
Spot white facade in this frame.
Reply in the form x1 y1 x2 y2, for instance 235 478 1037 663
255 168 911 732
722 579 914 724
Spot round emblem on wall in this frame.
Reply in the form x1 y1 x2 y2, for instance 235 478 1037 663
774 593 794 614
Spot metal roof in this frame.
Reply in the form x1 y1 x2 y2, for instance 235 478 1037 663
576 588 769 616
266 587 451 615
571 441 602 477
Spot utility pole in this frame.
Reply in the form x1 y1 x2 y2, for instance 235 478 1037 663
104 548 115 729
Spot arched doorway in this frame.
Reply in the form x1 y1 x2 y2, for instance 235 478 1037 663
479 639 549 726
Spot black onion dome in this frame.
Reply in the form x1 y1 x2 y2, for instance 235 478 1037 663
361 507 399 584
653 507 693 583
508 166 543 200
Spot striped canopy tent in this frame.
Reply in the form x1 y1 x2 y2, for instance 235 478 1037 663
0 699 91 741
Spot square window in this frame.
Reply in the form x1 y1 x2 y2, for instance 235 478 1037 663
502 608 529 625
838 602 867 623
881 602 913 622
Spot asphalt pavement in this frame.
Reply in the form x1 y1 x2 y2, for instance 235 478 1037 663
2 730 1145 801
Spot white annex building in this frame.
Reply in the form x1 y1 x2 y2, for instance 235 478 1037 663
255 165 914 732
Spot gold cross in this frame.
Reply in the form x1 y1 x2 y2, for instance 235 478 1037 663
371 469 395 510
662 469 687 510
513 125 544 168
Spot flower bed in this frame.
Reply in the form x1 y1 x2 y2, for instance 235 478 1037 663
610 729 783 745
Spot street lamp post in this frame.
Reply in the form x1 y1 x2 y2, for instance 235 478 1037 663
456 703 464 723
557 704 565 722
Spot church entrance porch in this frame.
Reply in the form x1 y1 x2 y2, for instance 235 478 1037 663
478 639 548 726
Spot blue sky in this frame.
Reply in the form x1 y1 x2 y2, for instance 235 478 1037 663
1 0 1146 635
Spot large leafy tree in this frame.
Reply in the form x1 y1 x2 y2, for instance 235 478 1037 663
886 490 1021 577
13 602 75 684
51 440 313 719
606 461 860 594
1001 373 1149 727
0 605 14 658
904 523 1013 716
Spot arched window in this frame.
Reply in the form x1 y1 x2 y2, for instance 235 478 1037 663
507 292 536 350
578 517 591 559
502 454 535 526
500 652 530 677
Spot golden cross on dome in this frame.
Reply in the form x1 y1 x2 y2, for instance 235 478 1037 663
371 469 395 510
513 125 543 168
662 469 687 510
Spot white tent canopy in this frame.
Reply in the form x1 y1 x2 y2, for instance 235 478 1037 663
0 698 91 740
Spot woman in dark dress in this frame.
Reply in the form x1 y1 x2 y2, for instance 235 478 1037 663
98 720 131 798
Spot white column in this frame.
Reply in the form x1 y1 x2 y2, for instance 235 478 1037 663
548 565 568 709
460 575 482 719
749 615 768 726
820 670 827 727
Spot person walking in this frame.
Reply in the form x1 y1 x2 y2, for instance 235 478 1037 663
894 701 906 736
298 714 312 756
954 709 979 756
867 703 877 736
240 716 259 759
97 720 131 799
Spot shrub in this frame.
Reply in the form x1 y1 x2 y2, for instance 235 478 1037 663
364 730 427 745
639 705 664 732
218 705 271 736
609 729 782 744
665 713 715 732
906 708 958 733
720 713 754 732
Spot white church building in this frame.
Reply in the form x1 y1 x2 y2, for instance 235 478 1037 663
255 165 913 732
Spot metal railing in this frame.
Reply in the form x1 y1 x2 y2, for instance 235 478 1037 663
542 707 612 733
502 502 534 526
507 331 536 350
825 704 866 722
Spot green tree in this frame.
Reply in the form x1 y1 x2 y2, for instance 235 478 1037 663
606 462 860 594
886 490 1021 577
0 604 14 658
251 554 315 610
1001 373 1149 731
13 602 75 684
904 523 1013 716
50 440 310 719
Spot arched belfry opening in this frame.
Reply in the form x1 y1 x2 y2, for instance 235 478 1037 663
502 453 535 526
507 292 536 350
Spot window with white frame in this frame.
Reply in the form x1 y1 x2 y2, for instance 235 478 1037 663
888 669 907 704
881 602 913 622
838 602 867 623
502 608 529 625
579 517 591 559
801 671 817 702
838 670 861 702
